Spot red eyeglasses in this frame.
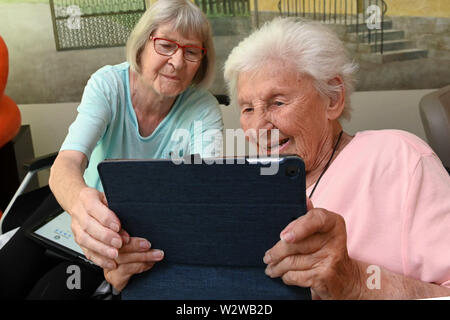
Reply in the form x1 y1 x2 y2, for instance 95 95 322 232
150 36 206 62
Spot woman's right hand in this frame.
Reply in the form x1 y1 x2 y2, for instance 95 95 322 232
70 186 123 269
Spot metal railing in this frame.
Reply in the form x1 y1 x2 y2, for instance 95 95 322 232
366 0 388 54
195 0 251 16
277 0 387 54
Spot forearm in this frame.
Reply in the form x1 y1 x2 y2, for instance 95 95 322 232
354 260 450 300
49 153 88 213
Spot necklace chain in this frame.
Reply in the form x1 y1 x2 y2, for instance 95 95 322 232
308 130 344 199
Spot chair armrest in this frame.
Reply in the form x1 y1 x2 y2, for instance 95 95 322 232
23 152 58 172
214 94 230 106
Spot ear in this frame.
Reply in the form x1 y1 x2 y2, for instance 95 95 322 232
326 76 346 121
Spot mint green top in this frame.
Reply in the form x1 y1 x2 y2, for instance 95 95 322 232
60 62 223 191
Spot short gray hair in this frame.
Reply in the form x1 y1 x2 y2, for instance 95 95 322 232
224 17 358 119
126 0 215 88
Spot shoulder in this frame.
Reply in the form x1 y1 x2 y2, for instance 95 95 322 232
90 62 129 86
91 62 129 80
177 86 222 120
179 86 218 110
78 63 129 119
353 129 435 158
344 130 441 180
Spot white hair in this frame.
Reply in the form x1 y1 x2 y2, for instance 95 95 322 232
224 17 358 119
126 0 215 88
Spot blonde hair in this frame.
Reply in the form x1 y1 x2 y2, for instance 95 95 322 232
224 17 358 119
126 0 215 88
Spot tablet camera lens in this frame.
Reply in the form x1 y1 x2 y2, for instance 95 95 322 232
286 166 298 177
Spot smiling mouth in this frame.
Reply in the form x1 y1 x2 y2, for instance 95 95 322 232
263 138 291 154
267 137 289 149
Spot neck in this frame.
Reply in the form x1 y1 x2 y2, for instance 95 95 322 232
306 123 352 189
130 69 176 118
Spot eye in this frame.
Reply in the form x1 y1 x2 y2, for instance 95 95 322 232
186 48 199 55
274 101 284 107
242 107 254 113
156 40 176 50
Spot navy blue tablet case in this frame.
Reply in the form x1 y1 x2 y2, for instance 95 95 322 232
98 156 310 300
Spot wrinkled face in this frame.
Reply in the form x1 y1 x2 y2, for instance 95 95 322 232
237 62 331 171
139 22 202 98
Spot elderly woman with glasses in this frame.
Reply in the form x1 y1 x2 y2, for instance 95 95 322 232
0 0 222 298
223 18 450 299
49 0 224 292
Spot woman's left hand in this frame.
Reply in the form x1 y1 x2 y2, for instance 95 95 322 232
103 229 164 292
263 199 364 300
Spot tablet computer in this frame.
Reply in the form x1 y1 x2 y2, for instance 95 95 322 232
97 155 310 299
26 208 98 268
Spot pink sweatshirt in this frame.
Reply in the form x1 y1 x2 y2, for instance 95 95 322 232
306 130 450 288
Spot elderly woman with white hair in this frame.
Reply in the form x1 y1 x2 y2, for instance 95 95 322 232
224 17 450 299
0 0 222 299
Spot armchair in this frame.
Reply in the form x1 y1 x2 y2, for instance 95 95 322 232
419 85 450 174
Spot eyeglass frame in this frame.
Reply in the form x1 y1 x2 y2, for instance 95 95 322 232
150 36 207 62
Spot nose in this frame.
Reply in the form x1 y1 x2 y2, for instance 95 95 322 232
259 118 274 130
258 120 276 144
255 109 275 132
168 48 185 70
245 110 275 142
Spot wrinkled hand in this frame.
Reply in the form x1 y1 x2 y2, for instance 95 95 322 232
103 230 164 292
70 187 123 269
263 198 363 300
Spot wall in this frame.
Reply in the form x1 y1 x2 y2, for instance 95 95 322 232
384 0 450 18
0 3 247 104
1 2 449 104
390 16 450 60
255 0 450 17
0 3 126 104
18 102 79 186
341 89 429 140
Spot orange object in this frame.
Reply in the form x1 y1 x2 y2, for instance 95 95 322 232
0 95 21 149
0 35 8 97
0 35 21 149
0 35 20 218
